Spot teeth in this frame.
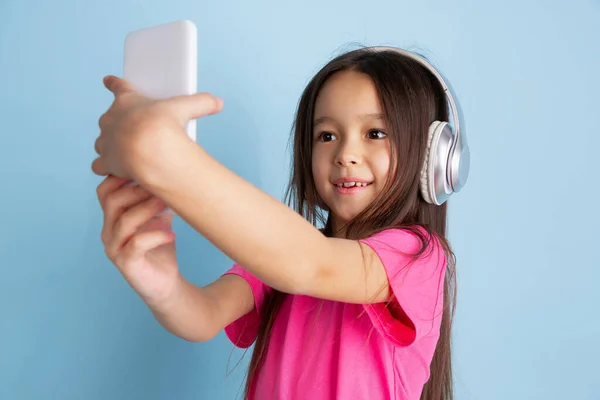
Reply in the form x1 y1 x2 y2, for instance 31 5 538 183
336 182 369 187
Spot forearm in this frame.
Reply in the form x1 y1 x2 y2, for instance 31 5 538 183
132 129 327 294
149 276 219 342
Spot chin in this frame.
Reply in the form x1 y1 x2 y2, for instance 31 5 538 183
330 209 361 225
322 196 370 225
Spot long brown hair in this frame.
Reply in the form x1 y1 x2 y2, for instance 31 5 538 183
243 47 457 400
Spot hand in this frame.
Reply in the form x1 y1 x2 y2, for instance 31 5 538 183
97 174 181 308
92 75 224 180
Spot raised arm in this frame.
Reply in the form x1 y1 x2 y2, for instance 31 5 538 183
132 124 392 305
93 76 392 306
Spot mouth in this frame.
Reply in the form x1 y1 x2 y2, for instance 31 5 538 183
333 181 372 188
332 180 373 194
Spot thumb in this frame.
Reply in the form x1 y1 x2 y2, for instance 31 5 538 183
169 92 224 121
103 75 136 97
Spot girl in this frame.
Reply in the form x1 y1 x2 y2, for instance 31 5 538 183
92 46 468 400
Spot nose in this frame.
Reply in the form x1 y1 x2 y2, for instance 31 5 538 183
335 138 362 167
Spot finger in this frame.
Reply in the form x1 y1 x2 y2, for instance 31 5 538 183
94 135 102 155
116 229 176 268
103 75 135 97
98 111 110 131
169 92 224 122
102 184 154 243
91 157 108 176
96 175 135 210
108 196 167 256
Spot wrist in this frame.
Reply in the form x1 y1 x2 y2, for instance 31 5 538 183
145 272 188 315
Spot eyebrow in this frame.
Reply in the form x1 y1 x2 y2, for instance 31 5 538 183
313 113 385 127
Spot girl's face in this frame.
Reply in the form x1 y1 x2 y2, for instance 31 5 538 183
311 70 392 234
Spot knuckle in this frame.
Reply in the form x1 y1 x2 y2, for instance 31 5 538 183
128 235 143 252
104 245 116 261
96 183 103 199
96 184 108 207
96 176 115 205
94 136 102 152
98 112 109 129
100 228 111 246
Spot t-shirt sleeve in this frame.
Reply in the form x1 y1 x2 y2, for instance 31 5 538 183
222 263 273 348
358 228 447 347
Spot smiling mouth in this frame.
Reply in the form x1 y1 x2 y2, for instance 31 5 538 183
333 181 372 188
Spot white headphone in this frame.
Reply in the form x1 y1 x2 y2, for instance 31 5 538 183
369 46 471 205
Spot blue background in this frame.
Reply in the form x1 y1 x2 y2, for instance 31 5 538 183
1 0 598 399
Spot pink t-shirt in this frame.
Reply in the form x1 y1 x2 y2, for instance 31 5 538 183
223 228 447 400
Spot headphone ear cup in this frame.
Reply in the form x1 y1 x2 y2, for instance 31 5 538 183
420 121 446 205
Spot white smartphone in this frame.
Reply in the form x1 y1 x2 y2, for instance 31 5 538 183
123 20 198 216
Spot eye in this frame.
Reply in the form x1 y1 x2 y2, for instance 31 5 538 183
367 129 387 139
318 132 337 142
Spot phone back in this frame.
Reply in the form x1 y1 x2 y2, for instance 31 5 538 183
123 20 198 142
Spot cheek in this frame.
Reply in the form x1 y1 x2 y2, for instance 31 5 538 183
311 151 332 208
311 149 328 189
312 149 329 177
373 146 392 182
